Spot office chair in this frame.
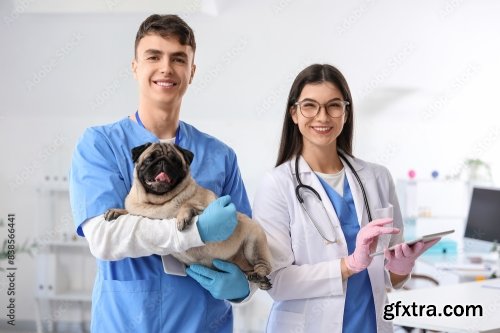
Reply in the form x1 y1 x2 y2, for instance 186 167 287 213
402 273 439 290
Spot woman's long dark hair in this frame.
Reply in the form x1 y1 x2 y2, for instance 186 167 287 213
275 64 354 167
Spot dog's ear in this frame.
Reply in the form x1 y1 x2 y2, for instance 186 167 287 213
131 143 153 163
174 144 194 165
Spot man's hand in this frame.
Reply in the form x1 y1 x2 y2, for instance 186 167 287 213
197 195 237 243
186 259 250 301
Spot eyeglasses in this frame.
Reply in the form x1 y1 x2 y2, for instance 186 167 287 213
294 99 350 118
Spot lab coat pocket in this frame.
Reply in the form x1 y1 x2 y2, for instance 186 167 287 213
376 234 391 254
373 205 393 253
267 310 305 333
94 279 161 333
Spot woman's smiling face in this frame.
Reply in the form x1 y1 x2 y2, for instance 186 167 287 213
291 81 347 152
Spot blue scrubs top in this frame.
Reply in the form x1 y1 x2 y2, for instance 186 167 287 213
69 117 251 333
318 176 376 333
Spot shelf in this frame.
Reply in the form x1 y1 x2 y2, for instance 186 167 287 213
37 181 69 192
35 176 95 332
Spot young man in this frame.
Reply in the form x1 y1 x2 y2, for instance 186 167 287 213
70 14 251 332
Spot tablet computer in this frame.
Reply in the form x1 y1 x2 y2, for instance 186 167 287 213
369 229 455 257
162 254 187 276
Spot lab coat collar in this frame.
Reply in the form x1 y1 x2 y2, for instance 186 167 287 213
338 153 366 225
290 155 313 176
343 162 366 226
338 150 364 172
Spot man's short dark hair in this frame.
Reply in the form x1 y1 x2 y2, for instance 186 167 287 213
135 14 196 58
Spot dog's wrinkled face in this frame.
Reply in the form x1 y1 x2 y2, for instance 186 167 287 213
132 143 194 195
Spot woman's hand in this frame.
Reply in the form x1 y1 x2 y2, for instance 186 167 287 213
384 238 440 275
345 218 399 274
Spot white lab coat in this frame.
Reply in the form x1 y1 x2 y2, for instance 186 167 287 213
253 154 407 333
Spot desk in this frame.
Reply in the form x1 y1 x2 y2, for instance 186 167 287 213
419 253 498 282
388 278 500 333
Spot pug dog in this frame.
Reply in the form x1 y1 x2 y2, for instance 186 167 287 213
104 142 272 290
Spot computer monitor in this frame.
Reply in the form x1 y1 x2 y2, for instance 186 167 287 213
464 186 500 252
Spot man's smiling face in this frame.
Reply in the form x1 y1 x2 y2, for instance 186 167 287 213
132 34 196 110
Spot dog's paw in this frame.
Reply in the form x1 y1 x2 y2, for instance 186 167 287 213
176 217 189 231
259 277 272 290
176 216 195 231
247 272 261 283
253 261 272 277
104 209 128 221
247 272 272 290
176 208 196 231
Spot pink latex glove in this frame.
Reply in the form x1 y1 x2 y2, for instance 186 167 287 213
345 218 400 273
384 238 440 275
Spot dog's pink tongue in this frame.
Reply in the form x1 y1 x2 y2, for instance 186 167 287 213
155 172 171 183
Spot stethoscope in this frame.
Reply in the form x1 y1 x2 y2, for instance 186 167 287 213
294 152 373 244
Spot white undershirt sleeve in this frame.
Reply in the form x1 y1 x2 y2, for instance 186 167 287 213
82 214 204 261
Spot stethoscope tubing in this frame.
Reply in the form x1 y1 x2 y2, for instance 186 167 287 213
294 152 373 243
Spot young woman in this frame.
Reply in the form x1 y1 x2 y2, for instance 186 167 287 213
253 64 438 333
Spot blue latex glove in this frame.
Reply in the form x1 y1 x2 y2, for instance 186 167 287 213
186 259 250 301
197 195 237 243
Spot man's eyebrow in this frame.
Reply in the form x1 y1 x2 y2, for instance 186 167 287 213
170 51 188 58
143 49 163 55
142 50 188 59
